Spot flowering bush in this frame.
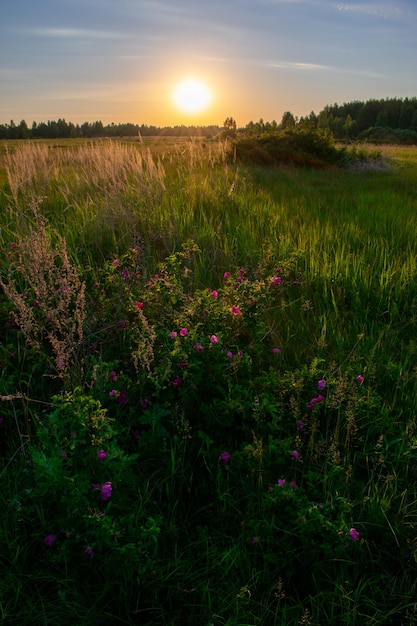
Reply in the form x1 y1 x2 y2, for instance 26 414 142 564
1 237 415 625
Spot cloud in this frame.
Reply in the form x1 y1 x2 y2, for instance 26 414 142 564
267 59 385 78
17 27 122 40
336 3 404 19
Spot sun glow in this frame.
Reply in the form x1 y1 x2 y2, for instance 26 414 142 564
173 79 212 113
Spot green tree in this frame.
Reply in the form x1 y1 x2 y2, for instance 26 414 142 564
280 111 296 130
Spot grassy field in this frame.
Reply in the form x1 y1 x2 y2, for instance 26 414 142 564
1 139 417 625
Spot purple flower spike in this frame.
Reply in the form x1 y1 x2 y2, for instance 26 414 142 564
317 379 326 391
349 528 360 542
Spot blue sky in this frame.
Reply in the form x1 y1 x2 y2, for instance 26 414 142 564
1 0 416 126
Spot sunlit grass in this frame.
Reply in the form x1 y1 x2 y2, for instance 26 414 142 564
1 140 417 624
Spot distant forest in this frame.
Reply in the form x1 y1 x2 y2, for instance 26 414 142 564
1 97 417 143
0 120 222 140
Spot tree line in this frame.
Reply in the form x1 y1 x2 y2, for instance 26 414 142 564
2 97 417 143
0 119 222 140
241 97 417 143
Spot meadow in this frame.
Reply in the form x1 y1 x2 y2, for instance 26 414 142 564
1 138 417 625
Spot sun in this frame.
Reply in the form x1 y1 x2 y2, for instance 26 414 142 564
173 79 212 113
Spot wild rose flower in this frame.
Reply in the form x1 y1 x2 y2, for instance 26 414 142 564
317 379 326 391
271 276 282 285
291 450 299 460
44 534 56 547
219 451 231 463
349 528 359 542
116 390 128 405
226 351 233 358
277 479 286 487
223 272 230 279
101 482 112 501
231 306 242 315
193 342 204 352
136 301 143 309
97 449 107 461
112 259 119 267
210 290 218 299
170 331 178 338
179 328 188 336
210 335 219 343
356 375 364 383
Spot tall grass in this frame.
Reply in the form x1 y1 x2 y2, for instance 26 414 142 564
1 140 417 624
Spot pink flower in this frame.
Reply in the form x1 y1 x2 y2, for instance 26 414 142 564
349 528 359 542
210 335 219 343
170 331 178 338
223 272 230 279
97 449 107 461
44 534 56 547
226 351 233 358
136 301 144 309
277 479 286 487
356 375 364 383
219 451 231 463
116 390 128 405
101 482 112 501
291 450 299 460
317 379 326 391
172 376 182 386
290 481 297 489
112 259 119 267
84 546 95 558
272 347 281 353
271 276 282 285
231 306 242 316
109 370 117 382
211 290 218 299
179 328 188 336
193 342 204 352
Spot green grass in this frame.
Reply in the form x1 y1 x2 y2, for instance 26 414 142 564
1 140 417 625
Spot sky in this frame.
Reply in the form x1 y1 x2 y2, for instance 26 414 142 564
1 0 416 128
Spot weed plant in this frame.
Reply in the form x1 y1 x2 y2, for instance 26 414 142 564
1 141 417 624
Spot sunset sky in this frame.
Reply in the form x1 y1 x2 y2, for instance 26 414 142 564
1 0 416 128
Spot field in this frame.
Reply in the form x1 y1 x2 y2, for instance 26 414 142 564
1 139 417 625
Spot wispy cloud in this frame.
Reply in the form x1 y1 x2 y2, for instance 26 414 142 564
336 3 404 19
17 27 122 40
267 59 385 78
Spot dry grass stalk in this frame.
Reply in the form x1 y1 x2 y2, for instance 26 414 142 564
0 199 86 378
